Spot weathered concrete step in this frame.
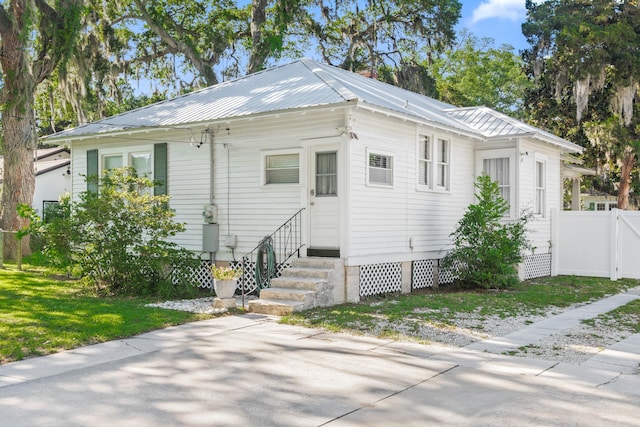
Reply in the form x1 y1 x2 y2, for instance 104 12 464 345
280 267 332 279
259 287 314 305
292 257 343 269
270 276 328 291
248 299 304 315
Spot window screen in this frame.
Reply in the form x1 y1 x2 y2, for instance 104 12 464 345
266 153 299 184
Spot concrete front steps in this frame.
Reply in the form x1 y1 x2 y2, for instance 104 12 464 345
248 257 343 315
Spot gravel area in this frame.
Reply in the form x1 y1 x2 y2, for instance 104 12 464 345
146 295 257 314
147 296 636 365
381 304 636 364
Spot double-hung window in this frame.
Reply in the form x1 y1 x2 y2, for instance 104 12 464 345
417 134 450 191
436 138 450 190
418 135 432 187
483 158 511 204
477 149 515 218
87 143 167 195
264 152 300 185
535 160 546 216
130 152 152 178
368 152 393 186
103 154 123 171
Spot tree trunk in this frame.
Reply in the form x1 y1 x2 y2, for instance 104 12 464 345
617 150 635 210
247 0 268 75
0 1 36 259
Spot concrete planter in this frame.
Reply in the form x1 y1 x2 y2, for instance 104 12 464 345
214 279 237 299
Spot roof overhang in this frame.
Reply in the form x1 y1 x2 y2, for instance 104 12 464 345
354 102 485 142
43 102 357 145
484 132 583 153
562 163 596 179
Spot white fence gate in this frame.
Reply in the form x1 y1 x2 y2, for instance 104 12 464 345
552 209 640 280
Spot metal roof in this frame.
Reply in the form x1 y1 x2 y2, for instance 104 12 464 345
445 107 582 152
45 59 477 140
44 59 580 153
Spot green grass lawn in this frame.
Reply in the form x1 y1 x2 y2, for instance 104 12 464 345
281 276 640 337
0 264 214 364
3 264 638 365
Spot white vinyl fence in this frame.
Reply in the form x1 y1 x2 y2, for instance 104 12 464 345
552 209 640 280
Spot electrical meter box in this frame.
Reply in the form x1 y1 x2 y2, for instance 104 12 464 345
203 204 218 224
203 223 219 252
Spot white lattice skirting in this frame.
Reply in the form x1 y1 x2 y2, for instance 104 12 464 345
359 262 402 297
412 259 436 289
523 253 552 279
360 255 551 297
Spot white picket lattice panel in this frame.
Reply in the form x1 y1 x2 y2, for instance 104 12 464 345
359 262 402 297
524 253 552 279
438 259 460 285
412 259 436 289
172 260 214 289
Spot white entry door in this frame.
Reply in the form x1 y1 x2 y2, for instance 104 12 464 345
308 145 340 257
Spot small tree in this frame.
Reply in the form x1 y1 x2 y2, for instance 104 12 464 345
442 175 530 289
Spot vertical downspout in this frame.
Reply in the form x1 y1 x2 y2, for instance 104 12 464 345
516 137 522 215
209 129 217 264
209 129 215 206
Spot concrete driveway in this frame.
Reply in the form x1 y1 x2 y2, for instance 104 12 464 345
0 313 638 426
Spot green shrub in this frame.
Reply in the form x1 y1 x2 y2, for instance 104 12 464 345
442 175 530 289
69 168 200 297
23 168 200 297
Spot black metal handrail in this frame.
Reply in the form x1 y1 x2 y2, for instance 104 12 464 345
236 208 305 294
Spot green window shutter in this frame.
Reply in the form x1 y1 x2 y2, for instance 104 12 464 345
86 149 98 194
154 143 168 196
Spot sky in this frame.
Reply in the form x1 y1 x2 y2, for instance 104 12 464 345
458 0 530 52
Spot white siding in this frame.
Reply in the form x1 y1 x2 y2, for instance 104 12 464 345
518 139 562 254
168 134 211 251
69 107 568 266
345 109 476 265
212 110 345 260
71 133 210 252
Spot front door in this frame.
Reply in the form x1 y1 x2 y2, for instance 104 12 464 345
308 145 340 257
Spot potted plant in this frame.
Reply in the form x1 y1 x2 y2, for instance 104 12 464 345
211 265 241 299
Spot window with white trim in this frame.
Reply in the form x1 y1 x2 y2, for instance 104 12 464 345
89 144 166 195
483 158 511 204
418 135 432 187
265 153 300 184
436 138 450 190
477 148 516 218
102 154 123 171
101 149 152 177
535 160 546 216
130 152 152 177
368 152 393 186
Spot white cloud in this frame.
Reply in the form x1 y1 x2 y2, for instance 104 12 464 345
469 0 527 24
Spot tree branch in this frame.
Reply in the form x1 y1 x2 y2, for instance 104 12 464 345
132 0 217 85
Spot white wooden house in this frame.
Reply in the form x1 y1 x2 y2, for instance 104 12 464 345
45 59 584 311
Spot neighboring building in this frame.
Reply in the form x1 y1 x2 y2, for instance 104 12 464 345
0 146 71 217
581 193 640 211
45 59 587 305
